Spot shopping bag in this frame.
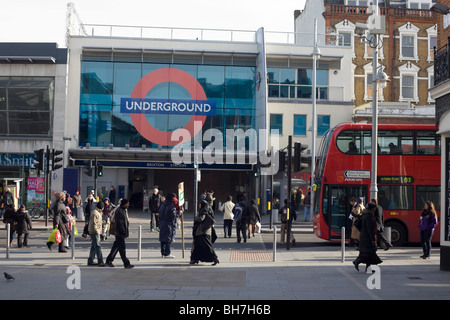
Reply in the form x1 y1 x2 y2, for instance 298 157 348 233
73 226 78 236
256 221 261 234
48 228 58 243
55 229 62 244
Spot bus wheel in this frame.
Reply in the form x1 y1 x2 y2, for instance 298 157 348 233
386 221 407 247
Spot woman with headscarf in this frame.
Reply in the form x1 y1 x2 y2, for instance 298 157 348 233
352 202 383 272
190 200 219 266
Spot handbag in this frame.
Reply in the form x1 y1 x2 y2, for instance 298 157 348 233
201 213 216 231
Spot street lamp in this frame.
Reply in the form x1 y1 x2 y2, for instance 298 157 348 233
356 0 389 201
310 18 321 217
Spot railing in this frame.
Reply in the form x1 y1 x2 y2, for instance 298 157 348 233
326 4 437 18
434 39 450 86
72 24 347 47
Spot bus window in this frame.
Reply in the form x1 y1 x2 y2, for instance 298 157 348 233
336 130 361 154
378 185 414 210
416 185 440 210
378 130 414 155
417 131 440 155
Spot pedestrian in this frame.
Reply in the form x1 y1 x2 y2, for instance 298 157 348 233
82 193 97 238
247 199 261 238
418 200 438 259
303 190 311 222
109 186 116 205
347 197 356 246
280 199 296 246
371 198 392 250
102 197 115 240
351 197 365 249
149 188 161 232
2 203 16 247
72 190 83 220
15 204 32 248
105 199 133 268
219 195 234 238
48 192 69 253
233 196 249 243
190 200 219 265
352 202 383 272
159 193 182 258
88 201 105 266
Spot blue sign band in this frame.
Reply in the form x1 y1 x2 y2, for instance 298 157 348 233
121 98 216 116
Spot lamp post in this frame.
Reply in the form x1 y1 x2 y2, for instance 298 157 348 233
356 0 389 201
310 18 321 212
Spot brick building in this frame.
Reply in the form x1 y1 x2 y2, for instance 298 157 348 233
295 0 438 124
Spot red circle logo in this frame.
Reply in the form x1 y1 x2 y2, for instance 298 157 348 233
130 68 207 146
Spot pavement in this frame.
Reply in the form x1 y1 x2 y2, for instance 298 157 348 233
0 208 449 305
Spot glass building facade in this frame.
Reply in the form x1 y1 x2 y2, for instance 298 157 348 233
80 58 256 149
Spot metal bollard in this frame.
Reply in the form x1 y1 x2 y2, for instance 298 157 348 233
138 225 142 261
382 226 391 249
273 226 277 262
341 226 345 262
71 221 75 260
6 223 10 259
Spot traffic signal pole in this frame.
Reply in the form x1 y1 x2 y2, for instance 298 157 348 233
286 136 292 250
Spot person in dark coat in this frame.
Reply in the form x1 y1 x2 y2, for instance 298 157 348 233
159 193 181 258
418 200 438 259
247 199 261 238
15 204 32 248
233 196 250 243
371 198 392 250
48 192 69 252
190 200 219 265
105 199 133 268
353 202 383 272
149 188 161 232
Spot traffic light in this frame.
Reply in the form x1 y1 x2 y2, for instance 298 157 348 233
278 150 286 173
97 164 104 177
253 166 259 178
52 149 63 171
33 149 45 173
84 160 93 176
293 142 309 172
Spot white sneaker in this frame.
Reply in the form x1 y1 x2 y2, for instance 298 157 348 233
163 254 175 259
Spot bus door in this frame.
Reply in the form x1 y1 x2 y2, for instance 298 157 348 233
326 185 367 241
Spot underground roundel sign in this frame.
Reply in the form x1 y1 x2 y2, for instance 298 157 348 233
120 68 216 146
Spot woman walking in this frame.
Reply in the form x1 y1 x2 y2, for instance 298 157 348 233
190 200 219 266
352 202 383 272
418 201 438 259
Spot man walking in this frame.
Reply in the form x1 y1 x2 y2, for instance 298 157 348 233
105 199 134 269
372 198 393 250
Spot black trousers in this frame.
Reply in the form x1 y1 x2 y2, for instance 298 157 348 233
17 232 29 247
106 235 130 267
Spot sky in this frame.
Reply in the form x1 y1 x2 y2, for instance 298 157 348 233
1 0 307 48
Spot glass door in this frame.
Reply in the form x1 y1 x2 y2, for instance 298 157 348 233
327 185 368 240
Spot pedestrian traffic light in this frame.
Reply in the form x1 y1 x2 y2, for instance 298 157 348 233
33 149 45 173
52 149 63 170
84 160 93 176
293 142 309 172
97 164 103 177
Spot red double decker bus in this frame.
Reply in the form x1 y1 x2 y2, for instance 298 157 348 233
313 123 440 246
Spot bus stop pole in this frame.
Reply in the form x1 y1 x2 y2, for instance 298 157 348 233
6 223 10 259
